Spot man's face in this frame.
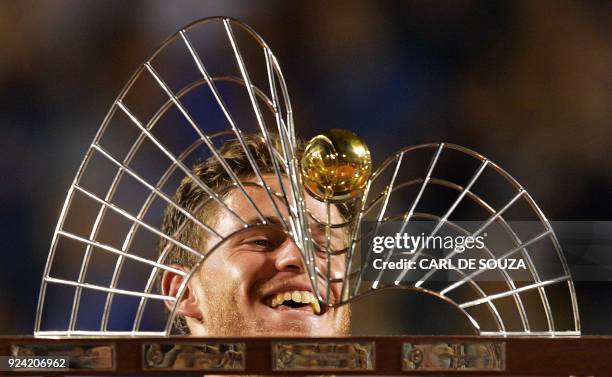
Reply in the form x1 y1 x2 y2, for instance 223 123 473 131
178 175 350 336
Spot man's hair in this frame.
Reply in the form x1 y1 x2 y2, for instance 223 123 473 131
158 133 297 333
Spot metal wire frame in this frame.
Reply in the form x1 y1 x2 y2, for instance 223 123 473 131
328 143 580 336
35 17 299 336
346 211 508 333
36 17 580 338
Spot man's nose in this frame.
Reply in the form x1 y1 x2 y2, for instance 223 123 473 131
274 238 306 273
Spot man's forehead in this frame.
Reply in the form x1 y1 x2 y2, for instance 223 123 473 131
219 174 344 229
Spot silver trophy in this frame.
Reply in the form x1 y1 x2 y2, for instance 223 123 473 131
23 16 583 375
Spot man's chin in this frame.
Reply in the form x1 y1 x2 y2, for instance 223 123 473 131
256 322 330 337
190 292 350 336
253 305 350 337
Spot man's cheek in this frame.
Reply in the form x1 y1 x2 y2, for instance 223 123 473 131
229 255 271 298
328 256 347 279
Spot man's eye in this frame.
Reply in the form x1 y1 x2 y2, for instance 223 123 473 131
243 237 275 250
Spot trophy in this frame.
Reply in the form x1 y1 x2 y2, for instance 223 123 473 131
3 17 606 376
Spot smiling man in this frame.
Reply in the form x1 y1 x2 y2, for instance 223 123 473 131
159 134 350 337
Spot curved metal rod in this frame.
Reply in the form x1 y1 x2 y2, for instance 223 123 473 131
306 207 359 229
340 211 509 333
162 222 339 335
132 182 293 333
132 180 250 332
336 283 482 334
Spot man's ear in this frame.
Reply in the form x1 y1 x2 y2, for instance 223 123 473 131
161 265 203 320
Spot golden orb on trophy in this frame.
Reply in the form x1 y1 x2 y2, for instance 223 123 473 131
301 128 372 201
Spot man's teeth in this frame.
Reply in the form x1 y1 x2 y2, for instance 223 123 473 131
268 290 321 314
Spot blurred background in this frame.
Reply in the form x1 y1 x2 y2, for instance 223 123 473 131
1 0 611 335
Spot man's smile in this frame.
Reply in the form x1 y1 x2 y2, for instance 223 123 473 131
264 290 321 314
